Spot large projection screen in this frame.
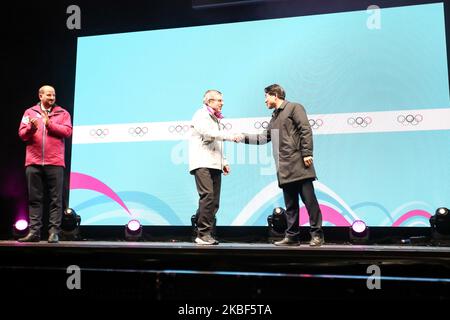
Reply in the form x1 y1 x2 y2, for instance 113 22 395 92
70 3 450 227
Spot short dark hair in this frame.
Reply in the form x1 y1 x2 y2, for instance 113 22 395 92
264 84 285 100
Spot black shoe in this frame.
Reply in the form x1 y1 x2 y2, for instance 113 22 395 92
48 233 59 243
274 237 300 246
18 233 40 242
309 236 324 247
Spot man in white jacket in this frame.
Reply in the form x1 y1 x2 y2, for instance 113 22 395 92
189 90 241 245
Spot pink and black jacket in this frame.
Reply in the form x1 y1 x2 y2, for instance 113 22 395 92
18 104 72 167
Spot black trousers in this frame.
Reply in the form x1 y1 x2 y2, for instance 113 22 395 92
25 165 64 235
282 179 323 239
194 168 222 237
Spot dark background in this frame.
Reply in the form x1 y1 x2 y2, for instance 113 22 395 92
1 0 448 238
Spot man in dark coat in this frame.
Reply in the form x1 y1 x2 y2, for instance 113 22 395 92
241 84 324 246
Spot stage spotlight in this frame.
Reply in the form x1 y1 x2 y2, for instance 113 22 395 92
349 220 369 244
61 208 81 240
13 219 29 239
268 207 287 238
430 207 450 239
125 219 142 241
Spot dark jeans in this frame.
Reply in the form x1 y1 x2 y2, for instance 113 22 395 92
194 168 222 237
282 179 323 239
25 165 64 235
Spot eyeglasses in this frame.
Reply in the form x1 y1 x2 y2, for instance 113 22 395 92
209 99 223 103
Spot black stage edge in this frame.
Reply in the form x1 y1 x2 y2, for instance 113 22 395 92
1 227 450 303
3 225 436 243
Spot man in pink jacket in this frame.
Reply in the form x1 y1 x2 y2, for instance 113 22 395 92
18 85 72 243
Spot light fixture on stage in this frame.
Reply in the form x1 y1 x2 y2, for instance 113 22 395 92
61 208 81 240
13 219 29 239
267 207 287 238
349 220 369 244
125 219 142 241
430 207 450 240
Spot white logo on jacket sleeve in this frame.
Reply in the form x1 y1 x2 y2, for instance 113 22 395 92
21 116 30 124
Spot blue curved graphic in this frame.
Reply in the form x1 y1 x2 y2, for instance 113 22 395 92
351 202 394 224
73 191 182 225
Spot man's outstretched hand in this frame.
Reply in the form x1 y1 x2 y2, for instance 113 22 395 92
232 134 244 143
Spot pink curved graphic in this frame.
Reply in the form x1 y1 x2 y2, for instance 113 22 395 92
70 172 131 214
392 210 431 226
300 204 351 226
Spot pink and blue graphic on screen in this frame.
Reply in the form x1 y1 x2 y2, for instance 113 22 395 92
70 172 432 227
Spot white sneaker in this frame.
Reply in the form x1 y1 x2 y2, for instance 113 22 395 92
195 235 219 245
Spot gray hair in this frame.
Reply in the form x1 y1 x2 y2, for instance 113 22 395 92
203 89 222 105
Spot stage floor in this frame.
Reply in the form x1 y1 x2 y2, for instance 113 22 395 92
2 239 450 251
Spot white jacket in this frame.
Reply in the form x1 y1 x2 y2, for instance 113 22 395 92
189 106 233 173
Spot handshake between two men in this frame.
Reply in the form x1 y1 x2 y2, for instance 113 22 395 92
230 133 245 143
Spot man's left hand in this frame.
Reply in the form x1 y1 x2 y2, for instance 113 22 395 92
223 165 231 175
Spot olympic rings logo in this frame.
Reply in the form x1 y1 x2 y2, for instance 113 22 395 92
89 128 109 137
220 122 232 130
308 118 323 130
128 127 148 137
169 125 191 134
397 114 423 126
254 121 269 129
347 116 372 128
